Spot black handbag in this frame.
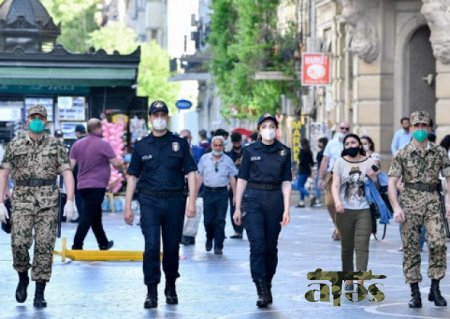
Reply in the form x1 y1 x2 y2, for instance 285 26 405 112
1 198 12 234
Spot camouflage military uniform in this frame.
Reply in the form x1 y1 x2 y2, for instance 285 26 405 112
0 132 70 282
389 142 450 284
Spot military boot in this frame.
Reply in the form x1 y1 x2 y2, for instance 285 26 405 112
429 279 447 307
15 271 29 303
33 282 47 308
408 282 422 308
165 280 178 305
254 278 269 308
144 284 158 309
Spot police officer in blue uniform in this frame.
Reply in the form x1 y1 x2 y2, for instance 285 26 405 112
233 113 292 308
124 100 197 309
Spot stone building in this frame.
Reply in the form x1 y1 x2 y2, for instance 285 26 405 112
305 0 450 162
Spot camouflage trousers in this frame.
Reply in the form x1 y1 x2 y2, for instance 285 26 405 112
11 199 58 282
400 189 447 284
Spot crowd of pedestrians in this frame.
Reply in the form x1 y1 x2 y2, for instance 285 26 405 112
1 102 450 312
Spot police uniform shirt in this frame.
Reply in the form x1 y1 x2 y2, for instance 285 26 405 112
197 152 238 187
238 140 292 183
127 131 197 191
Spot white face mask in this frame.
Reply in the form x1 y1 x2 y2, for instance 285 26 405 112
362 144 370 152
212 150 223 157
152 118 167 131
261 128 276 141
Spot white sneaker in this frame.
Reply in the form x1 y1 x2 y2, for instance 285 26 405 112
296 200 305 208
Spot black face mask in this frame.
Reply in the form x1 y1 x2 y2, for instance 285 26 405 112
345 147 360 158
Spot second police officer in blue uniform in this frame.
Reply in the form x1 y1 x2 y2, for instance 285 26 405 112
124 100 197 309
233 113 292 308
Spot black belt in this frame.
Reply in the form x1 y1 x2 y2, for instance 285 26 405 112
247 182 281 191
15 179 56 187
204 186 228 191
139 188 185 198
404 183 441 193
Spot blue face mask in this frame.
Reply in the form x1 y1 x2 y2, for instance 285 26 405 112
413 129 428 143
28 118 45 134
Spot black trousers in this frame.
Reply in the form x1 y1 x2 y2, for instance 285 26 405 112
139 193 186 286
243 188 283 281
229 189 243 235
72 188 108 249
203 189 228 249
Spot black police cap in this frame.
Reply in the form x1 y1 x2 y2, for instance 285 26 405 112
149 100 169 115
257 113 278 128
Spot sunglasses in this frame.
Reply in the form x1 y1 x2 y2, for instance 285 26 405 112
214 161 219 173
340 127 350 131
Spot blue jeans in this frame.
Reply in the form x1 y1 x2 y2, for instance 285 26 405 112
297 174 310 200
314 174 321 199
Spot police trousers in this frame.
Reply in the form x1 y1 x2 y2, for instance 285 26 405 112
139 193 186 285
242 188 283 282
401 189 447 284
11 194 58 282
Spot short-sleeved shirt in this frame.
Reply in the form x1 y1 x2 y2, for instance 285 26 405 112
69 134 116 189
238 140 292 184
127 131 197 192
333 157 375 210
1 132 71 181
323 138 343 172
388 142 450 183
197 153 238 187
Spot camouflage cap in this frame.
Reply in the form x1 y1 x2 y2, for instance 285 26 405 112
410 111 430 125
28 104 47 118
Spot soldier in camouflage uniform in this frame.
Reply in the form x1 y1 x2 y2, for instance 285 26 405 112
0 105 77 308
388 111 450 308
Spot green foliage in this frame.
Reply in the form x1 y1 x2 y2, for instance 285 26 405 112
137 42 179 113
208 0 300 119
87 22 138 54
41 0 101 53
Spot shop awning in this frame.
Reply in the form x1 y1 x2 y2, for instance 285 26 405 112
0 67 137 87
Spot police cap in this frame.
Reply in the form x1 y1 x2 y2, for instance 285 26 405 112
257 113 278 129
410 111 430 125
54 129 63 138
28 104 47 118
149 100 169 115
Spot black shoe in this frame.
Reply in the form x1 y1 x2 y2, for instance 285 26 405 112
70 218 79 223
214 247 223 255
165 282 178 305
408 283 422 308
205 240 212 252
15 271 29 303
230 233 243 239
181 236 195 245
144 284 158 309
99 240 114 250
254 278 269 308
33 282 47 308
429 279 447 307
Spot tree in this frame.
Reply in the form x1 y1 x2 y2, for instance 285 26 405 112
208 0 300 119
86 23 179 112
41 0 101 53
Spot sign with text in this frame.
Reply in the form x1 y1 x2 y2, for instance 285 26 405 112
301 53 330 86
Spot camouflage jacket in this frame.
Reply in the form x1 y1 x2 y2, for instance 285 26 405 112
0 132 71 183
388 142 450 183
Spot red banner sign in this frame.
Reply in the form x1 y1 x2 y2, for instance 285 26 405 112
301 53 330 86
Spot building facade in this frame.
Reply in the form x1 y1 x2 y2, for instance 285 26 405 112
305 0 450 162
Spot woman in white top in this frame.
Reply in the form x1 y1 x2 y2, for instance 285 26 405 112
331 133 378 290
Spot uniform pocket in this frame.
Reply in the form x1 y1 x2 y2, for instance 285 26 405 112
167 152 183 168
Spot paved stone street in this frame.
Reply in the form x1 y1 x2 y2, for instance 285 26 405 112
1 202 450 319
